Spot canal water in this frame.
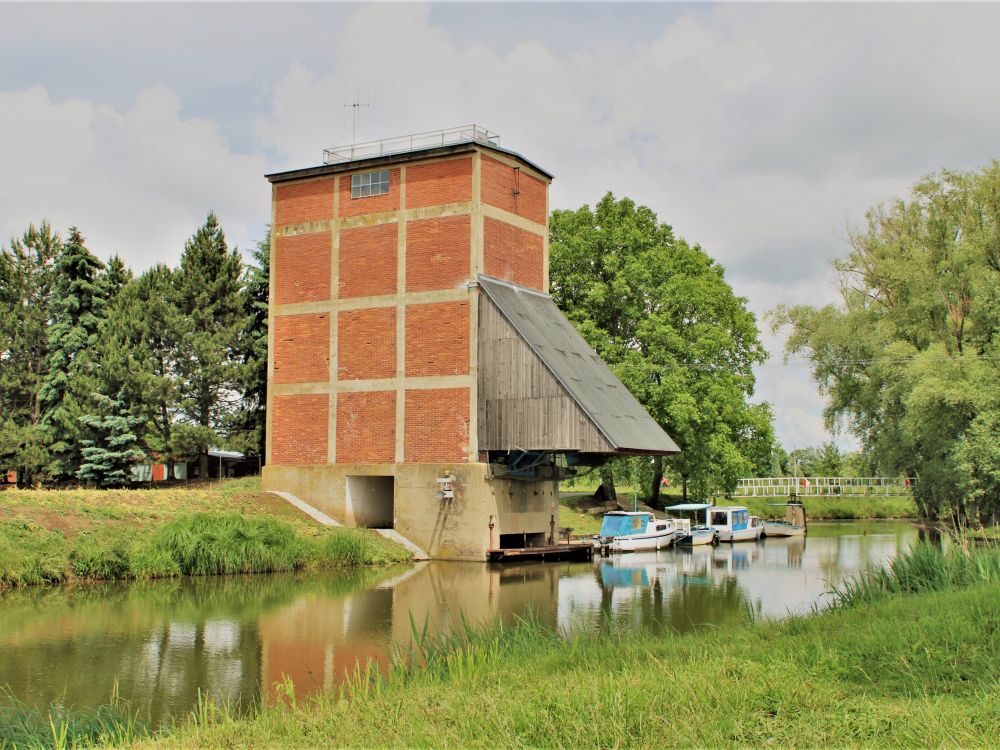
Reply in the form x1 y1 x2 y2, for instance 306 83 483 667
0 520 916 726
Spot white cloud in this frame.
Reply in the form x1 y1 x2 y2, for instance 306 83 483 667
4 2 999 453
0 85 271 270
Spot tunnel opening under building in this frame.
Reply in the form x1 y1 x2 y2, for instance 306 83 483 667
346 476 395 529
498 532 548 549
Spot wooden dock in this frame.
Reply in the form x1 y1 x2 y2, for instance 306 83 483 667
488 543 594 563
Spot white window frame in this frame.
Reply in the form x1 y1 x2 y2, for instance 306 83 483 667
351 169 390 199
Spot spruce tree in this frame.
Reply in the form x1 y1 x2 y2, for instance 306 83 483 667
77 389 145 487
38 227 107 482
101 254 132 301
174 213 244 477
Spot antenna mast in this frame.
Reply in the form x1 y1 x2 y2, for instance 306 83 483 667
344 87 370 144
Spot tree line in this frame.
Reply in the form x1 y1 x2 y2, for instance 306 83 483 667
773 162 1000 523
0 215 268 486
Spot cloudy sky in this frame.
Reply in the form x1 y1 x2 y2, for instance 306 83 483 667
3 2 999 453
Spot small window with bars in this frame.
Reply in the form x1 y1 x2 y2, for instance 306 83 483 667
351 169 389 198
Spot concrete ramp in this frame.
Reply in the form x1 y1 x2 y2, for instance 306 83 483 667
271 491 428 560
270 491 342 527
375 528 429 560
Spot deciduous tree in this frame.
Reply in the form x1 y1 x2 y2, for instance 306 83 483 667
772 163 1000 522
550 193 772 502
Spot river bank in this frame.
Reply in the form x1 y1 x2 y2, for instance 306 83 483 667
5 541 996 749
0 478 410 588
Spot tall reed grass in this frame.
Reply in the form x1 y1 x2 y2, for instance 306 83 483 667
834 538 1000 607
0 689 148 750
1 512 411 588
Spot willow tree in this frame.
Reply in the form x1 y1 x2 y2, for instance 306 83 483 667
773 163 1000 523
550 193 772 502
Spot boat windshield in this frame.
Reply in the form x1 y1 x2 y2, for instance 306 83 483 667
599 514 644 537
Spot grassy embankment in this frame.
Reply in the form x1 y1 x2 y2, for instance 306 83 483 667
559 481 917 537
0 478 410 589
5 541 997 749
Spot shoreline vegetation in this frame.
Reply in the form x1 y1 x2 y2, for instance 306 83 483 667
2 540 996 749
0 478 411 589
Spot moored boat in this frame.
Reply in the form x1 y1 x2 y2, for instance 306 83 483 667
762 501 808 538
675 525 719 546
706 506 763 543
595 511 678 553
762 519 806 537
662 503 718 546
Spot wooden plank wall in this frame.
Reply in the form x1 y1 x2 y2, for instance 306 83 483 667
478 293 612 452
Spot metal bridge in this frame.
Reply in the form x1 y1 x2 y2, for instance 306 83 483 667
734 476 915 498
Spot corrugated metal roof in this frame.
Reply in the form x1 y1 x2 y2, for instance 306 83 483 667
478 275 680 455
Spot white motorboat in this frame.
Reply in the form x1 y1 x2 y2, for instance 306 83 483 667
676 525 719 546
595 511 678 553
706 506 763 543
662 503 718 546
762 520 806 537
762 501 807 537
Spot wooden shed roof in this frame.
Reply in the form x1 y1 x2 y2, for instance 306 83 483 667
478 275 680 455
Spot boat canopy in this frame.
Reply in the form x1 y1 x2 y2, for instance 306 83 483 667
663 503 713 511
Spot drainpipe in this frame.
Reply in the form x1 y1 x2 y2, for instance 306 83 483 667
488 515 495 550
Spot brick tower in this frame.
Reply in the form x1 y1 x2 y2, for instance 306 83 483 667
264 127 677 560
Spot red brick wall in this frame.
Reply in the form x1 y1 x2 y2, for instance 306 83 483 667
273 313 329 384
405 301 469 377
406 215 470 293
339 223 397 299
274 232 331 304
272 394 329 465
275 179 335 226
481 155 547 225
338 307 396 380
407 157 473 209
338 168 401 218
404 388 470 462
336 390 396 463
483 217 545 291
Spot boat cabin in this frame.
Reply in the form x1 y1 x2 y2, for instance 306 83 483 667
706 506 751 533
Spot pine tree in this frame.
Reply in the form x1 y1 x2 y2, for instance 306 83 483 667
0 223 60 483
77 390 145 487
97 264 183 458
38 227 107 482
174 213 244 477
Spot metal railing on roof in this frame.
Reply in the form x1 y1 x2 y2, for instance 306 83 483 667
323 125 499 165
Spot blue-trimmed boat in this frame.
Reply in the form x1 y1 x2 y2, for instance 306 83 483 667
595 511 679 553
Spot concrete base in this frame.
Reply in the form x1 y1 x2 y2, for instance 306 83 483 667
263 462 558 561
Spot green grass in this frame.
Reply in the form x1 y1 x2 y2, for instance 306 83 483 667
741 494 917 520
0 479 411 588
136 584 999 748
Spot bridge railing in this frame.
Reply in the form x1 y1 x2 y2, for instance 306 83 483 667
732 477 915 497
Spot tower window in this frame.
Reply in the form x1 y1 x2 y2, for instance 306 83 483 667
351 170 390 198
